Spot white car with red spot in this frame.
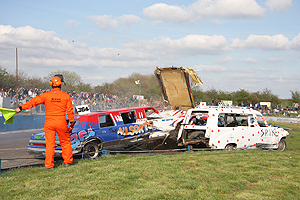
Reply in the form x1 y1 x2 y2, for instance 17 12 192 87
177 106 289 151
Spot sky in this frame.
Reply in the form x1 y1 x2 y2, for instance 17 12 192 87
0 0 299 99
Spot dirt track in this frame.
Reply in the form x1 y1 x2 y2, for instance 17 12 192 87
0 129 45 171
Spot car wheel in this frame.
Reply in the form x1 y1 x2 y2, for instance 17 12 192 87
225 144 236 151
84 142 101 159
277 139 286 151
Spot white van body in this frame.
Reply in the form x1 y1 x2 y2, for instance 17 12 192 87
177 106 289 150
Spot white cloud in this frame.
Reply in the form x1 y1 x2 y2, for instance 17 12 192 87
267 58 283 62
149 20 166 25
66 20 80 26
88 14 142 29
123 34 229 56
230 73 275 81
194 64 228 72
191 0 265 19
84 75 113 82
119 14 142 26
88 15 119 30
22 57 98 67
98 59 156 68
231 34 290 50
241 58 258 63
265 0 292 12
143 0 265 23
259 67 278 71
219 56 234 62
290 33 300 51
0 25 71 53
143 3 193 23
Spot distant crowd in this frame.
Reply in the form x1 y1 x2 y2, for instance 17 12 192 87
201 99 299 117
0 87 160 112
1 87 299 117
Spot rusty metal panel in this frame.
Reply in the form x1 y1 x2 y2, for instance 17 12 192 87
154 67 195 111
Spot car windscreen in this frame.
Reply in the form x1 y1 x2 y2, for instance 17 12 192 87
188 111 209 125
256 114 268 127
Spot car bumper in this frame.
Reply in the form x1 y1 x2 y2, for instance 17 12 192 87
27 146 82 157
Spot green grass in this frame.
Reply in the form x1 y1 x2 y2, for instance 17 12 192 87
1 122 300 200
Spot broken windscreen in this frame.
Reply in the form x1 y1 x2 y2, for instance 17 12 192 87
187 111 209 126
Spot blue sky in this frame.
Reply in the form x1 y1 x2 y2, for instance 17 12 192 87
0 0 299 99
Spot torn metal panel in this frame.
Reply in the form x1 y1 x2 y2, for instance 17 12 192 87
154 66 203 111
186 68 204 85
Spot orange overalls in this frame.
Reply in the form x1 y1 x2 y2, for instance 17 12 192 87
21 88 74 168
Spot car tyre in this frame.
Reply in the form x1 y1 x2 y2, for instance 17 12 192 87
277 139 286 151
225 144 236 151
84 142 101 159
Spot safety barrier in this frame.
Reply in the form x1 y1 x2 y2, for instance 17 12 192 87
0 114 45 132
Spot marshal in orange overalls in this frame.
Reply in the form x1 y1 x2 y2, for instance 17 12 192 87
21 86 74 168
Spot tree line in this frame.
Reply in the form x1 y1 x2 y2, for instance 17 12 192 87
1 66 299 107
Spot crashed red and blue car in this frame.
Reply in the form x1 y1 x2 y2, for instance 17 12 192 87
27 105 172 159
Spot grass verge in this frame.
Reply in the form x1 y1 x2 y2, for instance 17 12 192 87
1 122 299 200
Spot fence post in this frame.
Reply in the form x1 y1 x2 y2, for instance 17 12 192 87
187 145 193 152
102 150 110 156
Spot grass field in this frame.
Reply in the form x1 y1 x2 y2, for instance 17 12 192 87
1 122 299 200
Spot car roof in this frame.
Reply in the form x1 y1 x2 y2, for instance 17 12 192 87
75 106 159 116
190 107 262 115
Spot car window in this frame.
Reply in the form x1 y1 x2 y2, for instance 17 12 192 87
256 114 267 127
145 108 160 119
98 114 115 128
218 113 254 127
121 111 136 124
189 111 208 125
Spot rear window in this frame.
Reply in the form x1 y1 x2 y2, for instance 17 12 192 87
98 114 115 128
121 111 136 124
218 113 254 127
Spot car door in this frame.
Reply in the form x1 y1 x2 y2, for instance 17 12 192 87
256 114 278 144
98 113 119 142
217 112 259 149
118 110 140 137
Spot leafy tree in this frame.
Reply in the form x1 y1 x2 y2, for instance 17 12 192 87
290 90 300 104
249 92 259 105
258 88 280 107
0 66 16 90
77 82 92 93
22 75 48 90
206 87 219 102
192 87 208 104
94 73 161 101
218 90 233 102
134 74 161 101
233 89 250 105
46 70 84 92
93 83 112 95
